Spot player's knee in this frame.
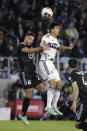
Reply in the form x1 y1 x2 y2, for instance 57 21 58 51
56 80 62 90
75 121 80 129
38 87 46 93
75 122 87 130
36 83 47 92
56 84 62 90
25 91 33 98
50 85 55 89
49 80 56 88
26 91 33 98
57 86 62 90
75 124 80 129
26 94 32 99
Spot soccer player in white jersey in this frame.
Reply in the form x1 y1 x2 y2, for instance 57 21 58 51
39 22 74 116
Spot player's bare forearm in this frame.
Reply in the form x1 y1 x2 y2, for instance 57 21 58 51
40 40 50 50
71 82 79 113
58 45 70 50
21 47 42 53
72 82 79 102
58 43 74 50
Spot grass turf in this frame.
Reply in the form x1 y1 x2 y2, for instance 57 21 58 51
0 120 82 131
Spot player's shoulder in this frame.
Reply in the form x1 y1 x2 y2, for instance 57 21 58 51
17 42 25 48
68 70 77 84
73 70 85 76
17 42 26 52
70 70 78 76
72 70 77 74
42 33 50 38
69 70 82 80
68 70 76 79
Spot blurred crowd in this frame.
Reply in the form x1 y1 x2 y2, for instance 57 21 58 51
0 0 87 57
0 0 87 120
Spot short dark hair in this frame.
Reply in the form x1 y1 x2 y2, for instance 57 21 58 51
49 22 61 31
25 31 35 37
68 58 78 68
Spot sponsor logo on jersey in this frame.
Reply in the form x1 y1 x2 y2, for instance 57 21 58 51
48 43 58 49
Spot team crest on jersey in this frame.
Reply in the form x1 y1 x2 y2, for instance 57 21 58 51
48 43 58 49
28 53 34 59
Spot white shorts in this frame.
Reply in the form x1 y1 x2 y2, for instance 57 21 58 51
39 60 60 81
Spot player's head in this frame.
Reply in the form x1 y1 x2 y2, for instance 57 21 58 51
68 58 78 69
24 31 35 46
49 22 61 37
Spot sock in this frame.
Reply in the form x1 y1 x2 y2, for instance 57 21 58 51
76 122 87 130
46 87 55 108
52 89 61 108
21 97 30 116
41 91 47 108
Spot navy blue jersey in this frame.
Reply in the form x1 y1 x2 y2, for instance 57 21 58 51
17 43 35 71
68 70 87 103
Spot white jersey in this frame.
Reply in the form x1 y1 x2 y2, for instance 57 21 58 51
40 33 60 60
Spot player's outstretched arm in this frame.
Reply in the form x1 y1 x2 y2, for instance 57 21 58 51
70 81 79 113
40 40 50 50
58 43 75 50
21 47 43 53
21 41 49 53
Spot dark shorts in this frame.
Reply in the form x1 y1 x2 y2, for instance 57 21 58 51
75 103 87 122
20 70 42 90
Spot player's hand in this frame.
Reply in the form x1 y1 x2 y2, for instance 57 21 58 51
68 43 75 50
40 40 50 50
70 101 77 114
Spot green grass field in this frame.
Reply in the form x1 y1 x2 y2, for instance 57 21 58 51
0 120 82 131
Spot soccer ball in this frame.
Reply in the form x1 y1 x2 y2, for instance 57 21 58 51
41 7 53 19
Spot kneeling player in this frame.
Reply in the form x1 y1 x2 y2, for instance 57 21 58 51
68 58 87 131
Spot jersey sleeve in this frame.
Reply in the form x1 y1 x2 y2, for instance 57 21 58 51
17 44 26 53
68 72 77 85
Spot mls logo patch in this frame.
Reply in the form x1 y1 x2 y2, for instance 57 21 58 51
28 80 31 85
69 77 71 80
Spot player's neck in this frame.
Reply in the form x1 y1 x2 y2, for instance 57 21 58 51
50 33 57 38
69 68 76 73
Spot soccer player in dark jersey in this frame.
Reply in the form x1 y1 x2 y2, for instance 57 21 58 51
17 31 48 125
68 58 87 131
